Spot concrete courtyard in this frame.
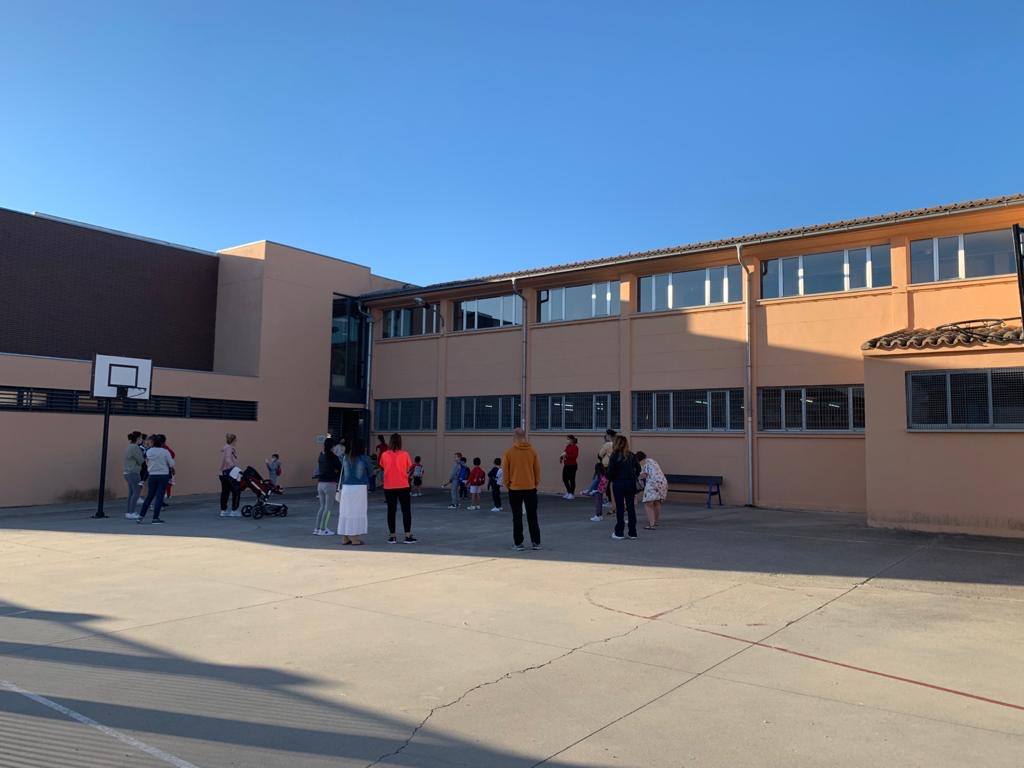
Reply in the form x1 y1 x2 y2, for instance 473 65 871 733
1 489 1022 767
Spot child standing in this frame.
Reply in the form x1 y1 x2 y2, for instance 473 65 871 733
467 458 486 510
590 464 608 522
411 456 425 496
443 452 463 508
266 453 282 489
487 458 503 512
457 457 470 499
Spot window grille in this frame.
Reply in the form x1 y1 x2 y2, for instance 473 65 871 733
632 389 744 432
760 244 892 299
758 385 864 432
530 392 620 431
374 398 436 432
0 386 257 420
907 368 1024 429
446 395 521 431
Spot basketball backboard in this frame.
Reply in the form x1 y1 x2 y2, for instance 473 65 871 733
92 355 152 400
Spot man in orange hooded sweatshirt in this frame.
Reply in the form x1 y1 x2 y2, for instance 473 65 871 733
501 428 542 551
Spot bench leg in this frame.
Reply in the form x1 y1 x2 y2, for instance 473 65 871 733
715 484 722 506
705 485 712 509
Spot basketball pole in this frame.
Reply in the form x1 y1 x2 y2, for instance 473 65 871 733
93 396 113 519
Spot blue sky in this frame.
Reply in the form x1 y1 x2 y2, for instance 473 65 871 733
2 1 1021 285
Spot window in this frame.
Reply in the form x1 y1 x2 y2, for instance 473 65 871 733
374 398 437 431
382 304 441 338
0 386 257 420
633 389 744 431
907 368 1024 429
446 395 521 431
638 265 743 312
537 281 620 323
453 294 523 331
760 244 892 298
530 392 620 431
330 296 368 403
757 385 864 432
910 229 1015 284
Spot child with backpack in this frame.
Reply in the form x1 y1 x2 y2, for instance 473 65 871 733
457 456 470 499
466 458 486 510
410 456 425 496
487 457 503 512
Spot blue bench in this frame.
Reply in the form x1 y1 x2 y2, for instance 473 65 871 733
664 474 723 508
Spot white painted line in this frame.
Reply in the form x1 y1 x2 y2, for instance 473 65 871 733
1 679 202 768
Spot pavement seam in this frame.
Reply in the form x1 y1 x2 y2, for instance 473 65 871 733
364 622 644 768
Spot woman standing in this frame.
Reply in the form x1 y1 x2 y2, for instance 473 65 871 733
123 431 145 519
218 433 242 517
137 434 175 524
606 435 639 540
337 438 371 545
378 433 417 544
314 438 342 535
634 451 667 530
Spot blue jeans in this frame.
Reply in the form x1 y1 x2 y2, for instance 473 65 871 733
124 472 141 515
139 474 170 520
611 481 637 538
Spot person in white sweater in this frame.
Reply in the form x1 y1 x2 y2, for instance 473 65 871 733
137 434 175 524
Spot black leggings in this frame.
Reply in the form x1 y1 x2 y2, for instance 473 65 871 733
219 472 240 511
385 488 412 534
491 484 502 509
562 464 578 494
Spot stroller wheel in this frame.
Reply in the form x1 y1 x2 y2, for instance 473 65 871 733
252 505 264 520
241 505 253 517
280 505 288 517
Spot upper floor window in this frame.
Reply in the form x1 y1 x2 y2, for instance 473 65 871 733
908 368 1024 430
638 265 742 312
382 304 440 339
761 244 892 299
537 281 620 323
453 294 522 331
446 395 521 431
757 385 865 432
633 388 744 431
374 398 437 431
530 392 620 431
910 228 1015 284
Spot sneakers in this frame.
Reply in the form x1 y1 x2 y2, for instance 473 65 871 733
490 507 502 513
531 543 542 550
447 504 458 509
220 511 231 517
590 515 603 522
403 535 418 544
125 512 140 520
135 518 146 525
627 534 638 539
562 493 574 500
228 510 242 518
152 518 165 525
512 544 526 551
387 535 397 544
611 533 625 540
322 528 335 536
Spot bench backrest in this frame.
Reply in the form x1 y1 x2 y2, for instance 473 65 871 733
665 474 723 485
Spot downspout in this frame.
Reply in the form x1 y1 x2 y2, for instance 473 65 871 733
736 244 754 506
511 278 528 432
357 301 374 423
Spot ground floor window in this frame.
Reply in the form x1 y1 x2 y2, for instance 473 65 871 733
633 388 744 431
907 368 1024 429
758 385 864 432
446 395 521 430
374 398 437 432
530 392 620 431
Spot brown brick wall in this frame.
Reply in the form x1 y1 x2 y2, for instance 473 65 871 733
0 209 219 371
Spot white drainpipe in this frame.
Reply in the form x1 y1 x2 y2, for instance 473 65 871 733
737 244 754 506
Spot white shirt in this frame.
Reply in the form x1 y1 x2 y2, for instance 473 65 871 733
145 447 176 476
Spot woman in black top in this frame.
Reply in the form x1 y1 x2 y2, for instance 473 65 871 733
314 438 342 535
606 435 639 540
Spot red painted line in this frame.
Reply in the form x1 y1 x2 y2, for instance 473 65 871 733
689 626 1024 713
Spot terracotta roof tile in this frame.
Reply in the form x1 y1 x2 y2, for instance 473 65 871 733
862 320 1024 351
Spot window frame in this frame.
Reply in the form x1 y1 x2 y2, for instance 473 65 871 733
529 392 621 431
638 265 743 313
382 304 441 339
453 294 522 332
536 281 621 324
374 397 437 432
757 385 865 433
906 368 1024 431
632 388 745 432
760 244 891 300
445 394 522 431
909 229 1016 285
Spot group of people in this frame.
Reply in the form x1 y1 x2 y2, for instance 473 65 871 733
441 453 504 512
122 431 176 524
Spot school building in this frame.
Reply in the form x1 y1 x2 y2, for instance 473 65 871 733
3 196 1024 539
361 194 1024 540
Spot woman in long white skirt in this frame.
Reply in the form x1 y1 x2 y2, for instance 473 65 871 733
337 438 371 545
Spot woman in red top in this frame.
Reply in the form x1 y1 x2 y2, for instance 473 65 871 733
377 433 417 544
560 435 580 500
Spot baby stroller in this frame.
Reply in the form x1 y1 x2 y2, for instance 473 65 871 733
239 466 288 519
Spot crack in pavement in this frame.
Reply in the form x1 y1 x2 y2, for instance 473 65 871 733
364 622 644 768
